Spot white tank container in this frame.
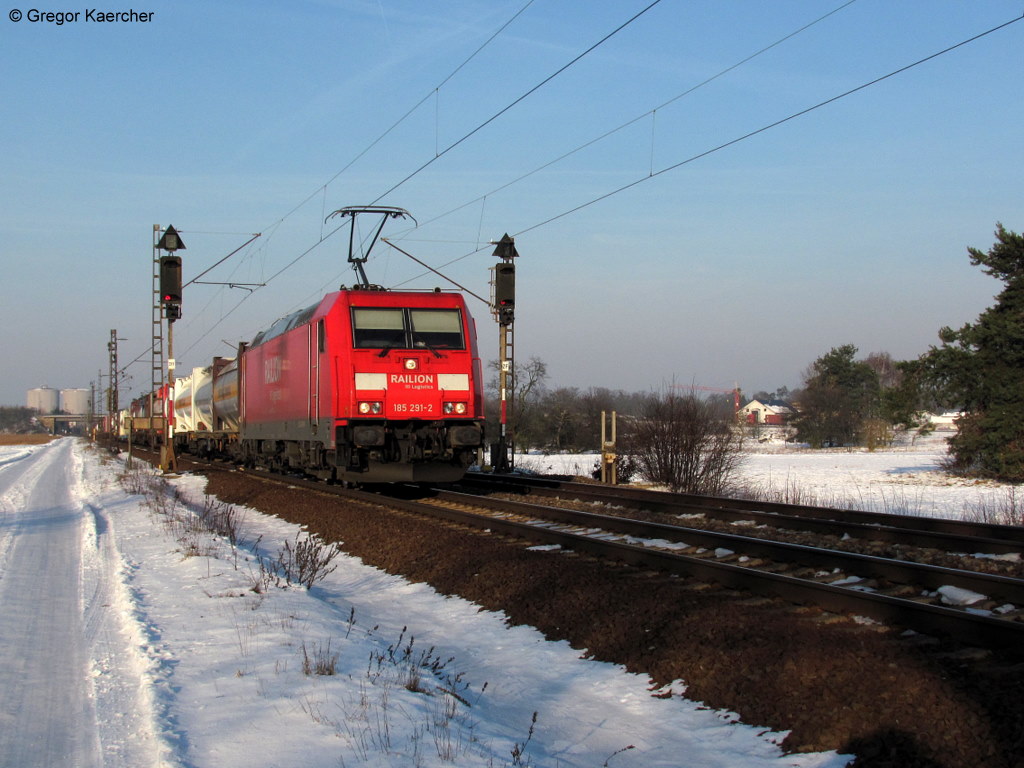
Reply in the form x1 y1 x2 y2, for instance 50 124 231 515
209 358 239 432
173 367 214 434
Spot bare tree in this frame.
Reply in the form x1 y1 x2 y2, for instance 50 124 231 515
486 356 549 450
863 351 901 389
627 389 744 495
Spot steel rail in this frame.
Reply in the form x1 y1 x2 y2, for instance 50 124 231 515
462 472 1024 553
427 489 1024 606
410 492 1024 651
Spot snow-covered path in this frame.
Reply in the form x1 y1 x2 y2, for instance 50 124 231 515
0 440 161 768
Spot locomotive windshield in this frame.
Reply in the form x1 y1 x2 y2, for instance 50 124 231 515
352 308 406 348
352 307 465 350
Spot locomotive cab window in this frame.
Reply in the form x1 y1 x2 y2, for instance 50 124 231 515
352 308 406 348
351 307 465 350
411 309 463 349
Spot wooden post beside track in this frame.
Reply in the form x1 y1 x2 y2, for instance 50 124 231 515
600 410 617 484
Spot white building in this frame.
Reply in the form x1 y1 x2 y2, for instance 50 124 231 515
739 399 796 425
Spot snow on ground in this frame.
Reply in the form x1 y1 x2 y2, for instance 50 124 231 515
15 436 1007 767
521 432 1020 523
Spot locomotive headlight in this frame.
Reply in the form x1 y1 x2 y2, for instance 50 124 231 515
404 358 418 370
358 401 383 415
444 402 468 415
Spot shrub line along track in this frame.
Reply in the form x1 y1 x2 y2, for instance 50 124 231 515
213 463 1024 653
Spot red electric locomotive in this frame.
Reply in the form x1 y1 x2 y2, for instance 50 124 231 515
235 286 484 482
164 207 485 482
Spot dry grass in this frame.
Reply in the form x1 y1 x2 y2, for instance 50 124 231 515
0 433 57 446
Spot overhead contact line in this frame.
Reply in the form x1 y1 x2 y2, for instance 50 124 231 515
369 0 666 206
515 11 1024 237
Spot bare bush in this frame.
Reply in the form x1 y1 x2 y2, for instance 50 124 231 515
119 461 156 495
255 532 343 590
301 639 339 676
963 487 1024 526
366 627 468 701
510 711 538 767
129 473 239 559
197 495 244 545
626 389 744 494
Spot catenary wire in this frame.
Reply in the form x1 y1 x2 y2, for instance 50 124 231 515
368 0 666 206
400 0 860 236
245 0 539 264
242 0 667 295
158 0 541 364
516 11 1024 237
392 11 1024 286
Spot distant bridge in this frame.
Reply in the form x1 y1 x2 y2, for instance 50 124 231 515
36 414 102 435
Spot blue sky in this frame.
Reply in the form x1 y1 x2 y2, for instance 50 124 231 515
2 0 1022 406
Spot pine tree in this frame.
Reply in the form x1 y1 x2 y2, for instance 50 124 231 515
793 345 880 448
921 224 1024 480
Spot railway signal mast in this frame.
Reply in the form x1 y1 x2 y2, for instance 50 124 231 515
107 329 123 428
156 224 184 471
492 233 518 472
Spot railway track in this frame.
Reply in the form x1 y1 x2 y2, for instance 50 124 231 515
206 463 1024 652
460 471 1024 554
123 444 1024 652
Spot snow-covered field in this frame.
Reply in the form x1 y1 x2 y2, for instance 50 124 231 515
2 434 1012 768
518 432 1020 524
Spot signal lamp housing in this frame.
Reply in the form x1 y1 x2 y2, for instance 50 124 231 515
159 255 183 305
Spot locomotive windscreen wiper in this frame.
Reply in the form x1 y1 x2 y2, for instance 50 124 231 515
416 342 445 358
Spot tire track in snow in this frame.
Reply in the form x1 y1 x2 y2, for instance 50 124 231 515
81 497 171 767
0 445 39 470
0 442 58 583
76 443 179 768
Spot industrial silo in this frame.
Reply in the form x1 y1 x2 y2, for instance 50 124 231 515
60 388 90 415
27 387 59 414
